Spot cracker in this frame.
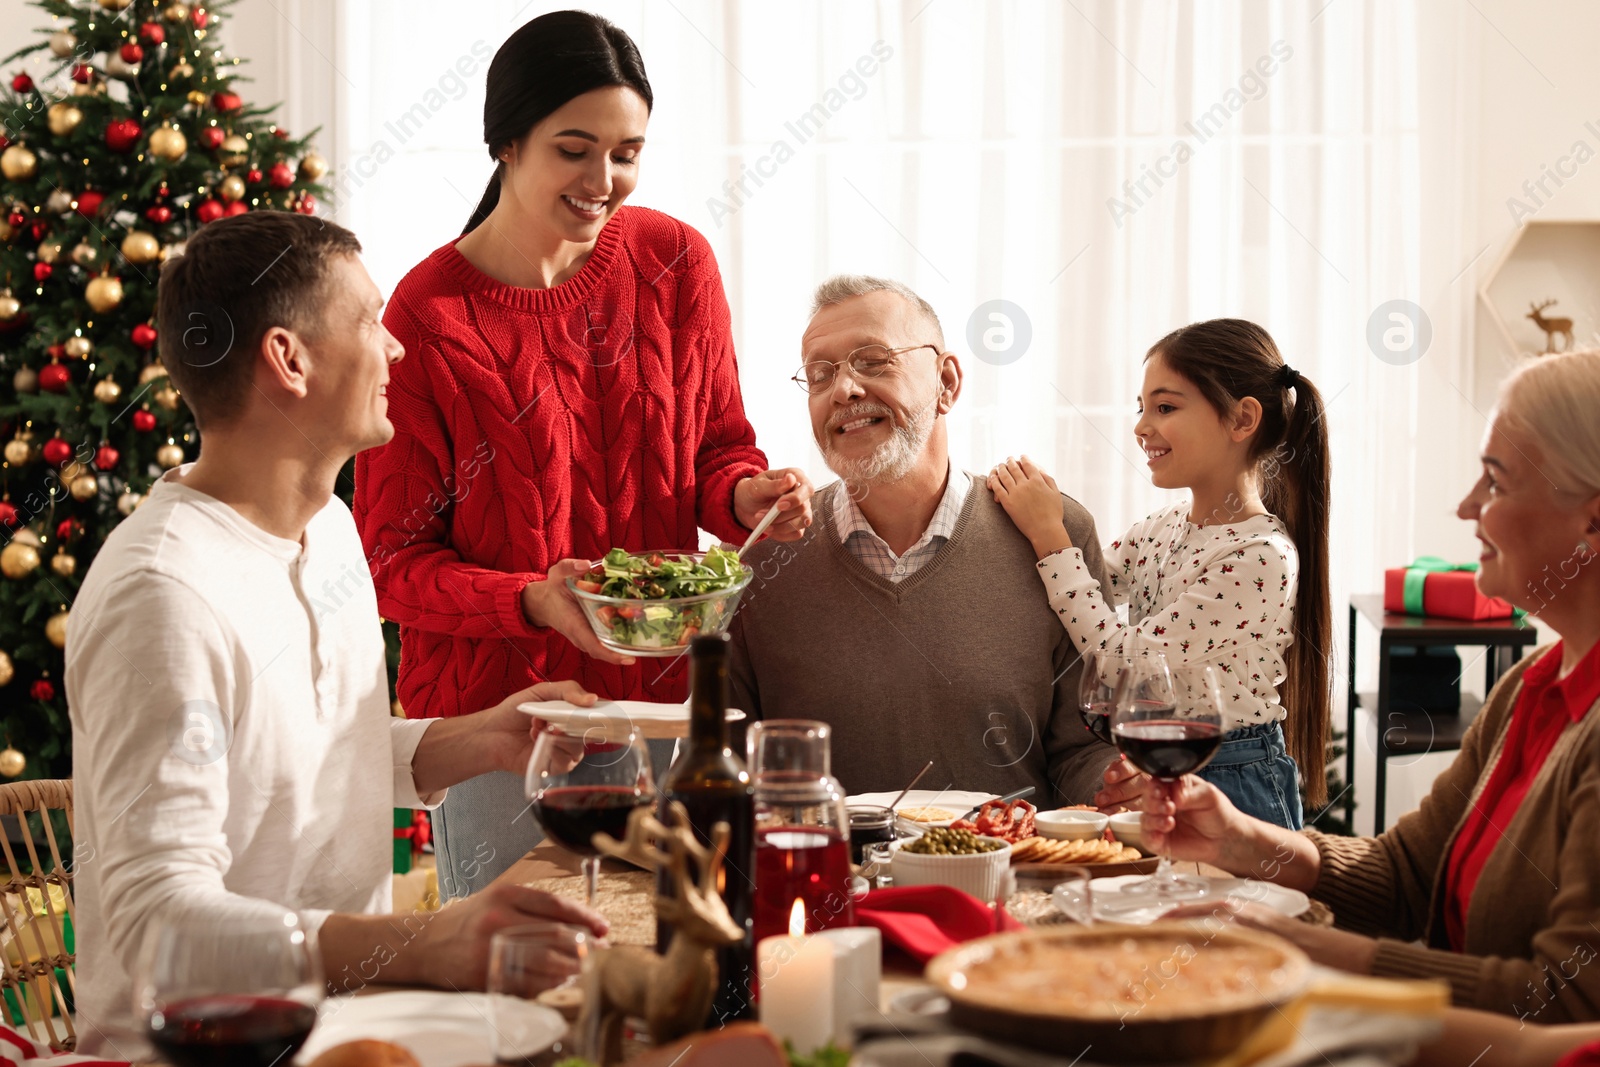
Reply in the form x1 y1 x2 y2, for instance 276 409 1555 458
899 806 955 823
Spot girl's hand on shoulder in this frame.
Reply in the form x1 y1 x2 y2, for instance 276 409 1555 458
987 455 1072 558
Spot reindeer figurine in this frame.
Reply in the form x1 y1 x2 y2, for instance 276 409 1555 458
1527 300 1574 354
577 802 744 1066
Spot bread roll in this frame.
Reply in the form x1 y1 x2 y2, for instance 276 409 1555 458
306 1039 422 1067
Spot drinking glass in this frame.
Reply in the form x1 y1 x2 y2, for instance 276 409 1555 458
526 722 654 907
1077 647 1127 746
136 911 323 1067
487 923 589 1065
1109 656 1225 901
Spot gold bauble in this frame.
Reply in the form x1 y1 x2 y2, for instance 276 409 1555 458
219 174 246 201
98 0 133 10
47 30 76 57
105 53 136 80
0 541 41 579
148 126 187 161
219 134 249 167
164 2 190 20
156 442 184 468
64 336 93 359
0 749 24 779
85 275 124 313
139 362 167 385
169 60 194 81
117 490 142 515
121 231 161 264
45 610 70 648
187 90 207 106
93 377 122 404
36 238 63 264
49 552 76 578
0 145 37 181
153 386 180 411
47 103 84 137
0 219 14 242
299 152 328 181
61 461 87 483
12 367 38 395
0 650 11 686
45 189 72 214
0 291 20 321
11 528 39 548
69 474 97 502
3 438 31 465
71 241 99 268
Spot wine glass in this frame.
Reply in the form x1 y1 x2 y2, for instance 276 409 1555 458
1077 647 1126 746
136 911 323 1067
526 721 655 907
1110 656 1225 901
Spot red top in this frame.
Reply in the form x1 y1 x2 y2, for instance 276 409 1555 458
1444 639 1600 948
355 207 766 718
1557 1040 1600 1067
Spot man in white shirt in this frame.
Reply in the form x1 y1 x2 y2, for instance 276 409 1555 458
66 211 605 1059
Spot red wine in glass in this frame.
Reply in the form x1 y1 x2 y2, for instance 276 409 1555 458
1113 715 1223 778
147 994 316 1067
530 785 650 857
1080 700 1116 745
751 827 855 944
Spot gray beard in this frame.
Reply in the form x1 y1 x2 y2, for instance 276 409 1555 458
821 399 935 487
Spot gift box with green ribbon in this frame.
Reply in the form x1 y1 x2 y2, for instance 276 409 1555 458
1383 556 1517 620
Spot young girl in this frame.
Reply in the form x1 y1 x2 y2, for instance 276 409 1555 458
988 319 1331 827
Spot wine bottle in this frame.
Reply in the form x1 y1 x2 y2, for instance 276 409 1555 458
657 632 756 1024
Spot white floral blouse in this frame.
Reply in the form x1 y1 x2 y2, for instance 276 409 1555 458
1038 502 1298 732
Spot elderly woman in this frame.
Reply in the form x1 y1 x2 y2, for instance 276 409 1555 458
1122 348 1600 1021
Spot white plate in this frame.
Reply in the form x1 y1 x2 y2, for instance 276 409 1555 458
1052 875 1311 926
848 789 998 828
297 991 564 1067
517 699 747 740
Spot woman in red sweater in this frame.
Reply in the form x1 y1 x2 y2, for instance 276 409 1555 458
355 11 811 897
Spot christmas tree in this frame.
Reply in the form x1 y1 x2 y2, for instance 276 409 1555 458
0 0 328 783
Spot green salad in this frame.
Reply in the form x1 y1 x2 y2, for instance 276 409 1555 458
573 547 750 648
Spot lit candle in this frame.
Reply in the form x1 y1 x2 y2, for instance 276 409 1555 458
817 926 882 1046
757 899 835 1055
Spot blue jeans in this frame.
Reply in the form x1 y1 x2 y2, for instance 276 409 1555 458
1198 721 1303 830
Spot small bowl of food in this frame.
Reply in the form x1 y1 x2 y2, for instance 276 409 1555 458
890 827 1012 903
1108 811 1146 850
1034 809 1110 841
568 547 753 657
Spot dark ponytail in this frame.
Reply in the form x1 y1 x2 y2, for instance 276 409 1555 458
1148 320 1333 808
463 10 653 235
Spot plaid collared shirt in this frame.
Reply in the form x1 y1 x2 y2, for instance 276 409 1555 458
835 463 967 582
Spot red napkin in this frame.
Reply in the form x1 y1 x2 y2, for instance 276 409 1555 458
0 1023 128 1065
854 885 1024 965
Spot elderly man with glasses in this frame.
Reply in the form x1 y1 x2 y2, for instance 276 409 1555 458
726 275 1117 804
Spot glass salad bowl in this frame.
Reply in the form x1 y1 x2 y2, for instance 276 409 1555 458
566 547 754 657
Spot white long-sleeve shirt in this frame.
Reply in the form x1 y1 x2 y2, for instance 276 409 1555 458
66 468 440 1059
1037 502 1298 733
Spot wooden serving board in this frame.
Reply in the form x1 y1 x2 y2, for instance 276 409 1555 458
1011 856 1162 878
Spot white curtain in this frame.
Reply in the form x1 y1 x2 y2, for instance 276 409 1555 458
331 0 1482 831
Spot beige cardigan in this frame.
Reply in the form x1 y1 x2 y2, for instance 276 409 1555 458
1305 646 1600 1022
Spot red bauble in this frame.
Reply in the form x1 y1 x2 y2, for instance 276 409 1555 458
199 126 225 150
132 323 158 349
144 204 173 224
11 73 33 93
47 344 64 360
105 119 142 153
272 126 289 140
132 409 157 432
296 194 317 215
76 190 106 217
120 43 144 64
268 162 295 189
31 680 55 703
94 444 120 470
71 63 93 84
211 91 242 113
33 263 51 283
0 502 18 528
55 518 75 541
41 437 72 465
246 167 262 183
195 199 224 224
140 21 165 44
28 222 45 242
0 135 8 150
7 210 24 228
193 7 210 27
224 201 248 217
39 365 71 395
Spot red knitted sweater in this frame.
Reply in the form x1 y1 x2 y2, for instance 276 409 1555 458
354 206 767 718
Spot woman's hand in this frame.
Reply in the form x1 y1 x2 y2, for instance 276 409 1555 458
1141 773 1244 868
735 468 814 542
1164 899 1378 975
1096 755 1151 812
521 560 637 665
987 455 1073 559
481 680 597 777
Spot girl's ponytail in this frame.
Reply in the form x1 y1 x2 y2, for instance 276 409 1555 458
1148 321 1334 808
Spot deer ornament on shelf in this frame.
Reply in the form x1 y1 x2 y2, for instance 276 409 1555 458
1527 300 1574 354
577 801 744 1066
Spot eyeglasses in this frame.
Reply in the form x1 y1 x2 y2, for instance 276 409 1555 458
792 343 940 394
